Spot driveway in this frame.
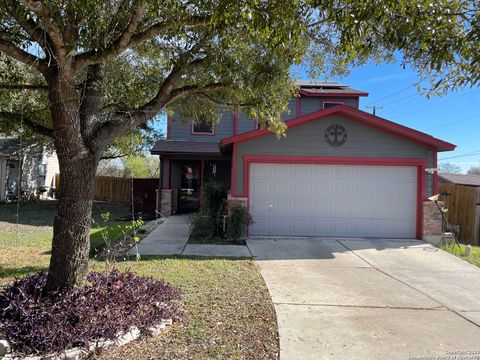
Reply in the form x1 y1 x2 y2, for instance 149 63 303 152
247 237 480 360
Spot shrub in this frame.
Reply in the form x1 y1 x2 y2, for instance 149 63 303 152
201 181 227 218
190 182 227 240
226 206 252 242
0 270 181 356
189 212 217 240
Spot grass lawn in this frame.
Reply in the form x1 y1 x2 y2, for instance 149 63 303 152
442 243 480 268
0 201 279 359
0 201 134 281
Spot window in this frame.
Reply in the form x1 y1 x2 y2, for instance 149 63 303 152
323 101 344 109
192 119 214 134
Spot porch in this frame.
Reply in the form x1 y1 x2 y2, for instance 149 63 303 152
151 140 231 215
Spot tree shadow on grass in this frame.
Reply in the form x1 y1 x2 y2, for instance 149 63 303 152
0 266 48 281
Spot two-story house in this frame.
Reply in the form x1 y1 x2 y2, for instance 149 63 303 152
151 81 455 241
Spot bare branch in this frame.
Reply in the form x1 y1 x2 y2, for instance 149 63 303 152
72 14 211 71
0 38 49 75
0 111 54 137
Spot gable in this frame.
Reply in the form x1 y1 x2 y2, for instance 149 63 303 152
221 105 455 152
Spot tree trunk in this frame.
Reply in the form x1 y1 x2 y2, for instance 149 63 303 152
45 153 99 291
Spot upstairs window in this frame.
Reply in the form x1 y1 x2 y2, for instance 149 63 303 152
323 101 344 109
192 118 215 135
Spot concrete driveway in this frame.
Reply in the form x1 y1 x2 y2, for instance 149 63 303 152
247 237 480 360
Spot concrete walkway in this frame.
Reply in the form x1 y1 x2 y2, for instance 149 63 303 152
129 215 251 257
247 237 480 360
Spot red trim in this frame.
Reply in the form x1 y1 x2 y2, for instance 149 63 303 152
321 100 345 109
220 105 456 151
296 96 301 117
433 149 438 194
230 143 239 196
242 155 427 240
165 159 171 189
299 89 368 97
191 120 215 136
233 112 238 136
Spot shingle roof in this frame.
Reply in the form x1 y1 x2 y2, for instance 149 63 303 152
151 140 221 155
438 173 480 187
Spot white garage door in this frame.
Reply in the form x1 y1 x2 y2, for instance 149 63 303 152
249 163 418 238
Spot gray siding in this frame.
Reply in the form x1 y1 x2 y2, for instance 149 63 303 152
237 111 256 134
169 96 360 140
169 111 234 142
235 114 434 196
280 98 297 121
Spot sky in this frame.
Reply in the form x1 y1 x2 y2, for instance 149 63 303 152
333 62 480 173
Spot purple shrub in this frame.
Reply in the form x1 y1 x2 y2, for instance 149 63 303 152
0 270 181 356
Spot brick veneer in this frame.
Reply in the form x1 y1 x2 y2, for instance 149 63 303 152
158 189 178 216
423 200 443 246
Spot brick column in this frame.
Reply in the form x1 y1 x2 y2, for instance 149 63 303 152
423 200 443 246
160 189 173 216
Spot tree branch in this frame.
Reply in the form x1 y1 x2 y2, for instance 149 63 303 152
72 14 211 71
166 83 230 105
0 38 49 75
19 0 65 55
0 111 54 137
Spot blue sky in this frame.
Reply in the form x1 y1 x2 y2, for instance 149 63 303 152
335 62 480 172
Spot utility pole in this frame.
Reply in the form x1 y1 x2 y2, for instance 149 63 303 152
366 105 383 116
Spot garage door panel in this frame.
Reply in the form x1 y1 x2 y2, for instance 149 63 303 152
312 182 333 199
333 181 354 199
272 181 290 197
292 182 311 198
333 201 352 217
272 200 290 216
272 164 291 177
252 181 270 198
312 201 333 217
294 164 313 177
249 163 417 238
293 201 310 216
292 220 311 236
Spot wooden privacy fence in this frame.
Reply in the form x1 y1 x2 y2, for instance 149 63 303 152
55 175 160 213
439 183 480 245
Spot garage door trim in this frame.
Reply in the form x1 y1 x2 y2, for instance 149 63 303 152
243 155 427 239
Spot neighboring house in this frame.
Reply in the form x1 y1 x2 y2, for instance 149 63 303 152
438 173 480 188
0 138 59 202
151 81 455 240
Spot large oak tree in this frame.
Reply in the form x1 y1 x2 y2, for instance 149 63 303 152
0 0 478 290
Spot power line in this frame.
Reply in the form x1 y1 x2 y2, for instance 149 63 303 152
426 113 480 130
368 85 413 104
440 150 480 161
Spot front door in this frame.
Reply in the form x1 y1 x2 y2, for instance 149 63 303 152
179 161 201 212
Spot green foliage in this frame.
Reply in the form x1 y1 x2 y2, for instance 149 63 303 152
226 206 252 242
122 155 159 178
202 182 227 218
189 212 218 241
189 182 227 241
